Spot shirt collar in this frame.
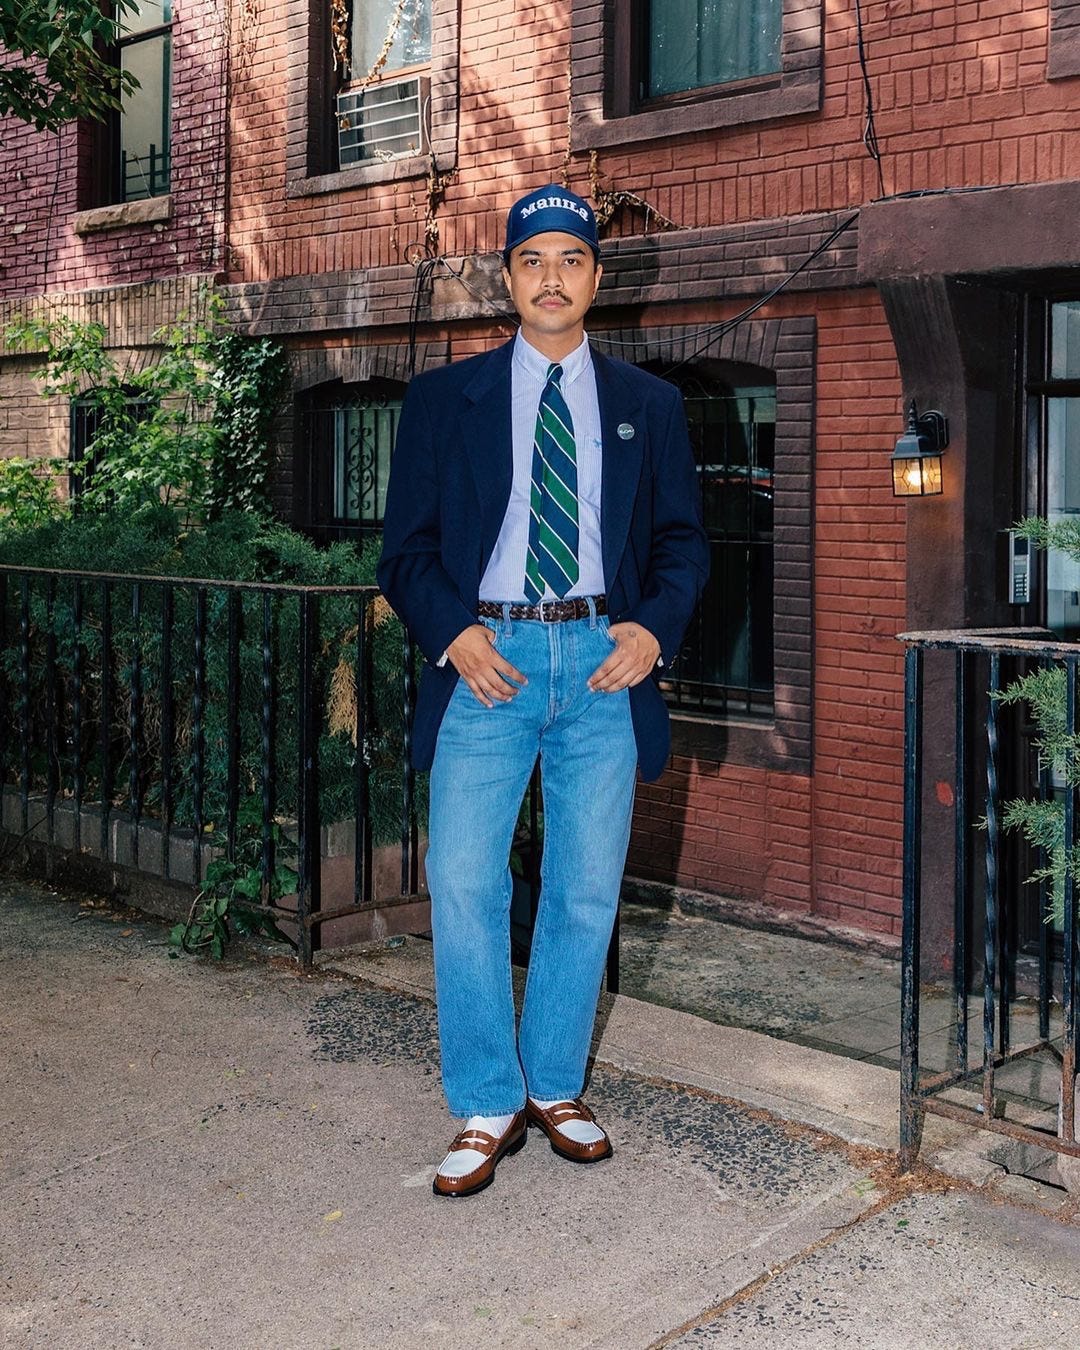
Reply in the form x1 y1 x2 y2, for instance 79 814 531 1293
513 329 592 386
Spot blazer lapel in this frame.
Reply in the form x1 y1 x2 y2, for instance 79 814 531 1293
593 347 645 589
459 338 515 572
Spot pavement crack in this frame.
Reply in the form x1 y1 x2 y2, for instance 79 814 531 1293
0 1103 227 1195
644 1165 940 1348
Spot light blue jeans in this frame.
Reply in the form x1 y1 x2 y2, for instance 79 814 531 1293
426 603 638 1117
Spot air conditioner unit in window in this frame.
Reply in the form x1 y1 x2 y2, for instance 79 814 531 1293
337 74 429 166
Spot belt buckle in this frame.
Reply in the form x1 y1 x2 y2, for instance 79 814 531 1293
538 599 560 624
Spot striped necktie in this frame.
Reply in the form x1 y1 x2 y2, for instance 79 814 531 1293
524 362 579 602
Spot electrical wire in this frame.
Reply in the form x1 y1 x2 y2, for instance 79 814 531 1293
410 210 859 374
853 0 886 199
655 211 859 378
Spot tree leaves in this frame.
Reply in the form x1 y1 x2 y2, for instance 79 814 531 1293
0 0 140 131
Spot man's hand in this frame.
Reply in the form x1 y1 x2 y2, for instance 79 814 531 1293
446 624 527 708
588 623 661 693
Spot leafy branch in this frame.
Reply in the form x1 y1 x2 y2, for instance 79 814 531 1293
0 0 140 131
169 798 297 959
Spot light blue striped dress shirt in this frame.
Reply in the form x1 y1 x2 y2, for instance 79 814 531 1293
479 330 605 602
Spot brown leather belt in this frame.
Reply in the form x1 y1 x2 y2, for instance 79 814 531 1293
477 596 607 623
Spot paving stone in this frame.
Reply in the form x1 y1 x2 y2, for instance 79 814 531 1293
672 1193 1080 1347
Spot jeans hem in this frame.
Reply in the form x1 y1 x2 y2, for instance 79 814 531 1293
447 1102 527 1119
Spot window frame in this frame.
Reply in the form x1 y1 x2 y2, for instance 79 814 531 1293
115 3 173 203
570 0 822 152
642 363 778 721
285 0 459 197
1049 0 1080 80
299 377 405 543
593 318 814 774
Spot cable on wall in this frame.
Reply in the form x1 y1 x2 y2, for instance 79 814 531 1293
853 0 886 199
657 211 860 378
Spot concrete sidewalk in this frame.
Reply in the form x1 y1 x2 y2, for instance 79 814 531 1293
1 882 1078 1349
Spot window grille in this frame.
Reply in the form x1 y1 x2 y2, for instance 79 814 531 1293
302 381 404 540
70 393 150 501
337 75 427 164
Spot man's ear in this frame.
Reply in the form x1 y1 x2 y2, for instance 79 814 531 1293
501 265 512 292
592 263 603 300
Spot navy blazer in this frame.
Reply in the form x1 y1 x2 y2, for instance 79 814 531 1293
376 338 709 782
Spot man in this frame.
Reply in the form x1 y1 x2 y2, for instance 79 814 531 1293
377 185 708 1198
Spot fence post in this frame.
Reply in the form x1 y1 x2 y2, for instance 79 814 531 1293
297 591 321 965
900 643 923 1172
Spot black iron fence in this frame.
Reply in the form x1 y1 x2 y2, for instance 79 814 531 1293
0 564 618 985
0 565 422 965
900 628 1079 1170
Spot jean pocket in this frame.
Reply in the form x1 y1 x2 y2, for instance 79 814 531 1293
480 616 502 653
598 617 618 646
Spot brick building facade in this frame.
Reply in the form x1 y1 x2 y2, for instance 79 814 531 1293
5 1 1080 948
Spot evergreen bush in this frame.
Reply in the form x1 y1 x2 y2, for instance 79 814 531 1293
0 508 421 851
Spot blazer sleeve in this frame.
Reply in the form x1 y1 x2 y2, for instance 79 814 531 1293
622 386 710 666
376 376 477 666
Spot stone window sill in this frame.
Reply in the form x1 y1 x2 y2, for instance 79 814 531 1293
572 77 819 151
287 156 428 199
72 195 172 236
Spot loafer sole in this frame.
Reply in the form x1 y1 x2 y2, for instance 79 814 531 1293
528 1118 613 1164
432 1125 527 1198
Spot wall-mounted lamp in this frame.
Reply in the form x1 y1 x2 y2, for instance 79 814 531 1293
891 400 949 497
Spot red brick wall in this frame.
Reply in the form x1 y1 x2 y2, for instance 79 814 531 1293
0 0 227 299
227 0 1080 284
628 290 907 937
6 0 1078 940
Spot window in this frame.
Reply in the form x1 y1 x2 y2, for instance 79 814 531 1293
1025 300 1080 640
598 317 812 772
301 380 404 540
116 1 173 201
648 365 776 718
570 0 822 150
285 0 458 196
647 0 781 99
70 391 150 501
336 0 431 167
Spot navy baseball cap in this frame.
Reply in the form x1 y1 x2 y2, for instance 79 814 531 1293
503 184 601 263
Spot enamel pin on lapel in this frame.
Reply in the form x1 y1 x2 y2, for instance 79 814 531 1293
617 423 635 440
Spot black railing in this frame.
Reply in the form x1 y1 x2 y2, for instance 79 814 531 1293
0 565 619 986
899 628 1079 1170
0 565 421 966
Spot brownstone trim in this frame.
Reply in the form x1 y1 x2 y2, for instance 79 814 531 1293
285 0 459 197
223 211 859 338
1049 0 1080 79
290 340 450 391
592 317 815 774
72 196 173 236
570 0 823 151
857 181 1080 284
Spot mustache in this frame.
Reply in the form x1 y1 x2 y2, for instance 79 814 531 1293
534 293 570 305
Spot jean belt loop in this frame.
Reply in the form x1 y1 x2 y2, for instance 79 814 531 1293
585 594 598 629
500 601 513 639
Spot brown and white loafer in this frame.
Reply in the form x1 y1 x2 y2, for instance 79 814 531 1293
525 1098 613 1164
431 1110 527 1199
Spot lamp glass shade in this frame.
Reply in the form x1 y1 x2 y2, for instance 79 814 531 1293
891 449 943 496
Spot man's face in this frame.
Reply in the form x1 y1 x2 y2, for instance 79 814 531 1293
502 232 603 349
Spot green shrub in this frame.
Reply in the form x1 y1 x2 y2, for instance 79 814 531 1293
0 507 422 850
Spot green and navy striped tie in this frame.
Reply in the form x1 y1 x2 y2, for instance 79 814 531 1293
524 363 579 601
